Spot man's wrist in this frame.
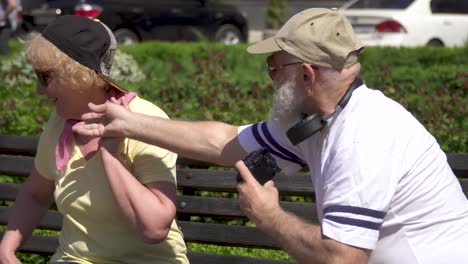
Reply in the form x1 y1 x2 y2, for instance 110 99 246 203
127 112 152 140
122 111 137 138
255 205 286 232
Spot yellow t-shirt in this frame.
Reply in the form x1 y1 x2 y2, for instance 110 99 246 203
34 96 188 264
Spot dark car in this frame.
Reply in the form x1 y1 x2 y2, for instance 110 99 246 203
19 0 248 45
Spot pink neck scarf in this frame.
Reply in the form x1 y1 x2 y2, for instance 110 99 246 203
55 90 137 170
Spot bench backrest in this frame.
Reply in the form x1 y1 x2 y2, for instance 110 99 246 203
0 135 467 263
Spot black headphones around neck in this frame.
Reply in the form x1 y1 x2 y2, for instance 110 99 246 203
286 78 363 145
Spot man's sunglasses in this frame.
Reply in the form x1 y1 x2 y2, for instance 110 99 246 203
35 70 51 87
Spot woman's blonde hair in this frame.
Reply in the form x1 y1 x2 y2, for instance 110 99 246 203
25 32 108 91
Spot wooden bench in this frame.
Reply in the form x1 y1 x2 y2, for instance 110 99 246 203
0 134 467 263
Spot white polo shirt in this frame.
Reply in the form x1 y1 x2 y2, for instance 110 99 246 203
238 84 468 263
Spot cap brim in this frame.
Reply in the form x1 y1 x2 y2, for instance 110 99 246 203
99 74 129 94
247 37 283 54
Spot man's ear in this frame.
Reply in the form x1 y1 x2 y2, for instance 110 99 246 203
302 64 316 95
302 64 315 82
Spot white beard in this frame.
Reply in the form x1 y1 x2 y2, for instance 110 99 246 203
268 78 305 130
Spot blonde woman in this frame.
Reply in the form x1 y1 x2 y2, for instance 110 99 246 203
0 15 188 264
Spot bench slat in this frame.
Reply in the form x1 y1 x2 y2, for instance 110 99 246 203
178 168 314 195
447 153 468 178
177 195 317 221
0 183 20 201
0 135 38 156
0 183 318 221
187 251 293 264
0 195 318 233
179 221 278 248
459 178 468 197
0 232 292 264
0 155 33 177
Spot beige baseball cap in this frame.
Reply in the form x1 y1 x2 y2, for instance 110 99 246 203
248 8 364 70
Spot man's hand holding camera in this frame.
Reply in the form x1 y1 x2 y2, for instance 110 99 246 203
235 160 282 230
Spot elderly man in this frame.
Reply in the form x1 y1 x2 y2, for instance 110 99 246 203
73 8 468 264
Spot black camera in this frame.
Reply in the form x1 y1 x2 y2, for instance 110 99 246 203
236 148 280 185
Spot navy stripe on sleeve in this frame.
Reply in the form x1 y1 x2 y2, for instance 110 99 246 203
324 205 386 219
260 122 306 167
251 123 305 167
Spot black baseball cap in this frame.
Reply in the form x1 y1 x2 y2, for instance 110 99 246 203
41 15 128 93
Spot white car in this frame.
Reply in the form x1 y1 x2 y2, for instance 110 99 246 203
341 0 468 47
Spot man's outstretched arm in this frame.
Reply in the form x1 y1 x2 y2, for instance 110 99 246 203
73 101 247 166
